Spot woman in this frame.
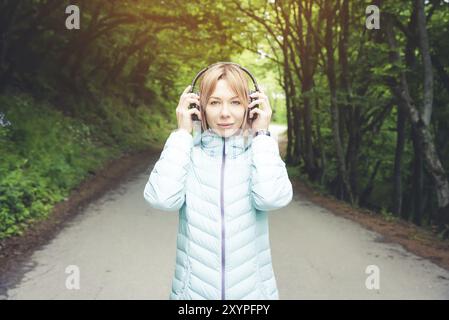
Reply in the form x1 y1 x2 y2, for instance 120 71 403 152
143 63 293 300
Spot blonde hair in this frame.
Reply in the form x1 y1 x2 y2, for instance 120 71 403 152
198 63 251 132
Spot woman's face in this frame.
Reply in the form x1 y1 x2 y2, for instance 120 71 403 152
205 79 246 138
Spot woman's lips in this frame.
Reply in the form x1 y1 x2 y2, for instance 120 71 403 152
218 123 233 128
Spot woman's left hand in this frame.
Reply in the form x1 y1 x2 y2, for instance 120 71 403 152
248 89 272 131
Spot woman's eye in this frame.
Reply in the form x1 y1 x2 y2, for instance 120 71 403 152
210 101 240 105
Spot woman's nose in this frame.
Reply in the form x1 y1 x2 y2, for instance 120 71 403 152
219 103 231 117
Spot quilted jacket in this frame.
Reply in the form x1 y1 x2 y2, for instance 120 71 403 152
143 127 293 300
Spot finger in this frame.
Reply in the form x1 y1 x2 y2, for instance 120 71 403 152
249 107 261 114
186 97 201 105
250 89 264 96
248 98 265 108
250 92 268 101
187 108 201 119
248 108 261 118
183 85 192 94
188 108 202 119
179 98 195 111
250 90 265 97
185 92 200 99
249 91 261 98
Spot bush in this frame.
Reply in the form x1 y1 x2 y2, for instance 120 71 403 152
0 92 172 239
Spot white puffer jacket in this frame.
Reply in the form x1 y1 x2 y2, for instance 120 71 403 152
143 128 293 300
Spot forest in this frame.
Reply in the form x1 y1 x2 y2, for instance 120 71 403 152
1 0 449 239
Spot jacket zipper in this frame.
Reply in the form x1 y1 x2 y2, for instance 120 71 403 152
220 137 226 300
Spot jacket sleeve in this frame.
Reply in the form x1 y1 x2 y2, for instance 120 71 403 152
143 129 193 212
250 134 293 211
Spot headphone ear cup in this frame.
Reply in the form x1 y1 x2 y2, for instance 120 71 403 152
190 91 200 121
248 90 259 122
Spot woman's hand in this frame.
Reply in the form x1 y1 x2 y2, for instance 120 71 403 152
176 85 202 134
248 88 272 131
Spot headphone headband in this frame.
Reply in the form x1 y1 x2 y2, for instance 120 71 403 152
189 61 259 93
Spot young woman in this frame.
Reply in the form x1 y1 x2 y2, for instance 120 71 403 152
143 62 293 300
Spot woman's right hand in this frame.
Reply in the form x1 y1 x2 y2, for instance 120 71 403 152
176 85 202 134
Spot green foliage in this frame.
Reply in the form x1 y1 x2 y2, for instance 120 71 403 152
380 207 397 223
286 165 302 180
287 164 328 195
0 93 168 239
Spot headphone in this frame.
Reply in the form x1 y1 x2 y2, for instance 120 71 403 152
188 62 260 126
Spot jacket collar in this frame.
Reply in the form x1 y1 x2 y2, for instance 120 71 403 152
195 128 253 159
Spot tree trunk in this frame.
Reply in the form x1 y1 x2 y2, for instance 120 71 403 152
393 100 406 216
324 0 353 204
415 0 433 126
385 14 449 230
411 126 424 225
